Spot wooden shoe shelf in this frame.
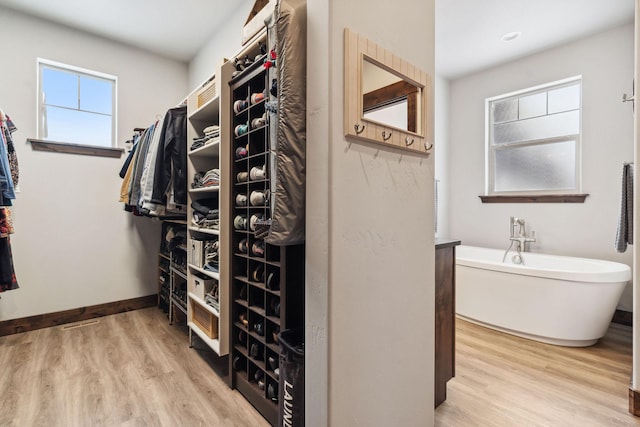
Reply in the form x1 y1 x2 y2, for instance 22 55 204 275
224 41 304 426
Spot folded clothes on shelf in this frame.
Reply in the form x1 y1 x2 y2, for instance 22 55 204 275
191 198 218 218
205 291 219 311
192 168 220 188
204 240 219 272
192 212 219 230
203 125 220 136
190 133 220 150
191 198 219 229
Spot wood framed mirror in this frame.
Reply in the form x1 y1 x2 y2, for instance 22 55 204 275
344 28 433 155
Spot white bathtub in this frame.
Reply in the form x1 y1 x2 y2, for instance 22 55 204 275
455 245 631 347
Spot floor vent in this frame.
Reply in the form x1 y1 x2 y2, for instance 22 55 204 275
61 319 100 331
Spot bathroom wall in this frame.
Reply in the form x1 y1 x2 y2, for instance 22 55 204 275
435 75 450 238
448 23 634 310
307 0 436 424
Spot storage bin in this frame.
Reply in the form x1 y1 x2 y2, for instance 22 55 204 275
188 274 215 301
189 239 204 267
189 76 217 110
279 329 304 427
191 299 218 339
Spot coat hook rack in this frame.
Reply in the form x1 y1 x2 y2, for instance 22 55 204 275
623 80 635 113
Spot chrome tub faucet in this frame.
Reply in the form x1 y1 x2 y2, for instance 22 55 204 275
509 217 536 251
503 217 536 264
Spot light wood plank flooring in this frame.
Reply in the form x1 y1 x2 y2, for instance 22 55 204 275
0 307 270 427
436 318 640 427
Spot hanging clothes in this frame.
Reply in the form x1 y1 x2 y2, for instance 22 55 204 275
2 116 19 188
119 132 142 204
0 237 18 292
118 104 188 219
128 123 156 213
0 117 16 203
0 110 18 294
151 105 187 207
139 114 167 212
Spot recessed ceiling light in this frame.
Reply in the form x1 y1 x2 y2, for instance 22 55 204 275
501 31 521 42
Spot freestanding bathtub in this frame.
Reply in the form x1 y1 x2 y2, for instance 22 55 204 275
455 245 631 347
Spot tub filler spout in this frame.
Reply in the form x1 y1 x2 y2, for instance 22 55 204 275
502 217 536 264
509 217 536 251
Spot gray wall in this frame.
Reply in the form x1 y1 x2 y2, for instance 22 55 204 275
435 75 451 238
307 0 436 425
189 0 255 88
0 7 189 320
447 24 634 310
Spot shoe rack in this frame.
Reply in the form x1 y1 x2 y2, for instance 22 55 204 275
158 222 172 314
165 221 188 325
224 38 304 426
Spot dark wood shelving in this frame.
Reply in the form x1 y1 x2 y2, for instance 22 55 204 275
227 39 304 427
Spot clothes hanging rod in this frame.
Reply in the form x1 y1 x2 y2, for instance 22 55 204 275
624 161 634 165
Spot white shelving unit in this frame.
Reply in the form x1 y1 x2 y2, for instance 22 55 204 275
189 186 220 194
185 68 230 357
188 263 220 281
188 226 220 236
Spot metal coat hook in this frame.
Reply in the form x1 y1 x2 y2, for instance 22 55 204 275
354 123 365 134
623 80 635 113
382 131 392 141
405 137 414 147
424 141 433 151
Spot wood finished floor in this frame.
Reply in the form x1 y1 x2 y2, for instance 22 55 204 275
4 307 639 427
0 307 269 427
436 318 640 427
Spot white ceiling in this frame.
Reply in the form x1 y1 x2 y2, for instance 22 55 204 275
0 0 635 76
0 0 251 62
436 0 635 79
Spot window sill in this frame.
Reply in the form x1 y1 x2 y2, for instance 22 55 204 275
479 194 589 203
28 139 124 158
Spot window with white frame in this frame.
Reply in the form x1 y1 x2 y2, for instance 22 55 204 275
37 59 117 148
486 76 582 195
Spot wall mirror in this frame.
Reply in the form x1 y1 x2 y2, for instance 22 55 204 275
344 28 432 154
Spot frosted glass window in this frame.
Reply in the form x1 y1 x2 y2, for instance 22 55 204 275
38 59 116 148
492 99 517 123
548 84 580 114
494 141 576 192
518 92 547 119
493 110 579 145
486 77 581 195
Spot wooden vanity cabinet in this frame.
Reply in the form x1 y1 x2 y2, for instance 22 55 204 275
435 239 459 407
